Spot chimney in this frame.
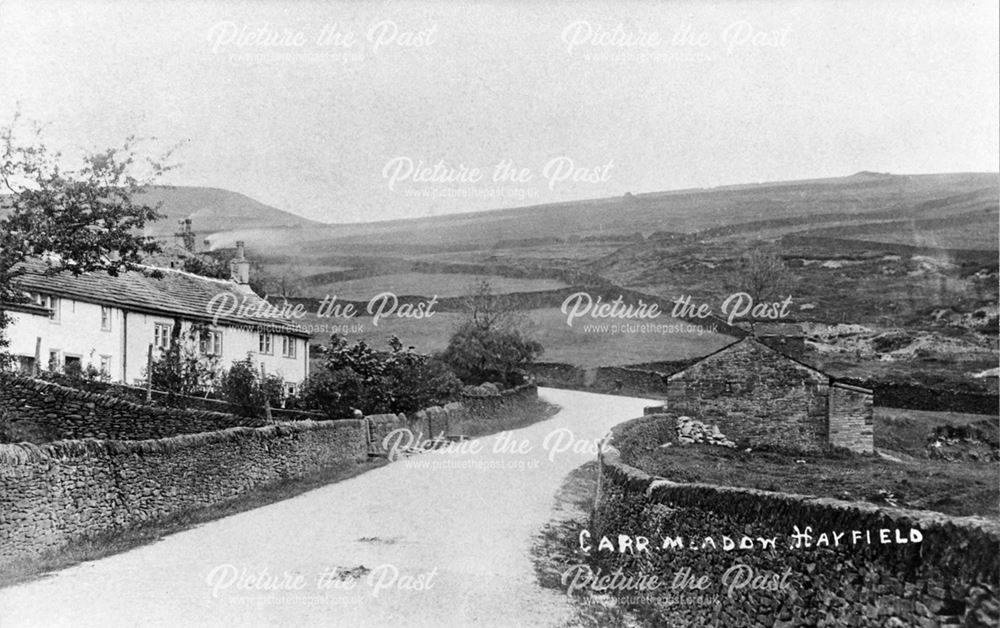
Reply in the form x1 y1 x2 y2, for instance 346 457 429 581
229 241 250 285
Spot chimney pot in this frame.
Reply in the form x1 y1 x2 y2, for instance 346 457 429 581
230 242 250 285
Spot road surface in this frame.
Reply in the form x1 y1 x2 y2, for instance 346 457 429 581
0 388 656 628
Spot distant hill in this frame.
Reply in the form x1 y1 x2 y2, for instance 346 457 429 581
135 186 322 239
12 175 993 257
247 172 998 256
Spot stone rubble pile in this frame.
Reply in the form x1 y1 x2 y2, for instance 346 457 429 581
676 415 737 448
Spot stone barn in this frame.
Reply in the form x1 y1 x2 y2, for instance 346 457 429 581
664 337 873 453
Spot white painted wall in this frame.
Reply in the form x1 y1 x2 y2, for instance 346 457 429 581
7 299 125 377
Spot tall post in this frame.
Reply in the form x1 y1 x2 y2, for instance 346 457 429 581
145 344 154 402
261 362 273 422
33 337 41 376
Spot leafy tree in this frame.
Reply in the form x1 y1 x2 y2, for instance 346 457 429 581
440 280 542 386
299 366 367 420
0 113 176 366
179 247 271 296
181 254 229 279
382 335 462 414
439 322 542 386
301 335 460 418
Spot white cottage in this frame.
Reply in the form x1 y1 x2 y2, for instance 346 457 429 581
4 243 310 395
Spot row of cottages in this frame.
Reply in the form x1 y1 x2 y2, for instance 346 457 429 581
4 243 310 396
664 325 874 453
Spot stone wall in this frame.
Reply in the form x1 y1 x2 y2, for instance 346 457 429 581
528 362 667 397
458 383 539 419
528 362 587 389
829 383 875 452
665 338 832 452
0 374 268 441
871 383 999 416
592 417 1000 627
35 372 328 421
0 420 368 564
591 366 667 395
365 384 538 456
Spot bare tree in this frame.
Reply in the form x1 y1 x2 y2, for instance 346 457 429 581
461 278 528 332
732 247 793 302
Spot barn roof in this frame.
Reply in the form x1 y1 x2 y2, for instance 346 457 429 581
666 336 873 394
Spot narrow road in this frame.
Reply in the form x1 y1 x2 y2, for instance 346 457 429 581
0 388 656 628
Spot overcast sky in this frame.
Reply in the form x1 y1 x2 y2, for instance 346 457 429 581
1 0 997 224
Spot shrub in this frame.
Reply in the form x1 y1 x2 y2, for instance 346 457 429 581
439 279 543 386
301 335 461 418
439 321 542 386
144 325 220 396
218 355 283 417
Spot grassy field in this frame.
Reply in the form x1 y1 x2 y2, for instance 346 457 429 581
300 307 733 367
310 272 567 299
616 416 999 519
874 407 998 457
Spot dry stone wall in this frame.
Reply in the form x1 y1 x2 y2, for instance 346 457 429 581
592 417 1000 627
0 420 368 564
0 375 267 441
31 373 328 421
365 384 537 455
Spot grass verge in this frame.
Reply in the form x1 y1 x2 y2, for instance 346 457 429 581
531 461 645 628
618 415 999 519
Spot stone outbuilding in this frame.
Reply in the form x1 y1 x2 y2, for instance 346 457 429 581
664 337 873 453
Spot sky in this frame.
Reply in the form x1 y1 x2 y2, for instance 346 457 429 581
1 0 997 224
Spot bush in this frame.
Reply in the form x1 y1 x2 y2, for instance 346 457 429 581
300 367 366 419
218 355 283 417
439 321 542 386
300 335 461 418
145 325 219 396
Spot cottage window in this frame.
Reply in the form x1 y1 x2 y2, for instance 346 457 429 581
48 296 60 323
101 306 112 331
281 336 297 359
154 323 172 349
259 332 273 355
200 330 223 356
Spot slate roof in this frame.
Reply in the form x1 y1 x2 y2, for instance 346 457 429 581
665 336 873 394
11 259 309 337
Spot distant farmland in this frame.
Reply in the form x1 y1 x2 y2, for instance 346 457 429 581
301 307 733 367
308 273 567 300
